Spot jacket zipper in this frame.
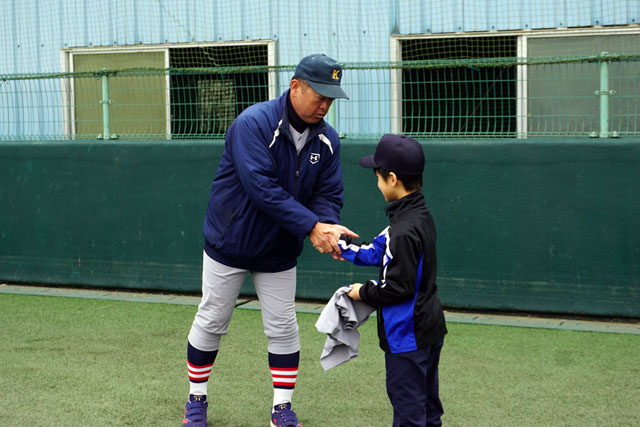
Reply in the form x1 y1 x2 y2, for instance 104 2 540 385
292 152 302 198
290 126 318 198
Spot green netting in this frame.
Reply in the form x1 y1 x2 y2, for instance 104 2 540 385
2 53 639 140
1 0 639 140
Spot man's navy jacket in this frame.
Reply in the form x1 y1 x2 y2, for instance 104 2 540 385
203 90 343 272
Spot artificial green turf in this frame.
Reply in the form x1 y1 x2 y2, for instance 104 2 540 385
0 293 638 426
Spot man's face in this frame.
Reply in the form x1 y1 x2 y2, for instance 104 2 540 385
290 79 334 124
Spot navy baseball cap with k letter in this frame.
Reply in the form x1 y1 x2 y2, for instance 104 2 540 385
359 134 425 175
293 54 349 99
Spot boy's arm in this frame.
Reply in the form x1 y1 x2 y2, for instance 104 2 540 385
359 228 421 306
337 228 387 267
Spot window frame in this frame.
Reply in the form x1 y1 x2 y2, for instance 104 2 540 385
60 40 276 139
390 26 640 138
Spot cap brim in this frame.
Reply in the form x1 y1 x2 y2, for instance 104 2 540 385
358 155 378 169
306 80 349 99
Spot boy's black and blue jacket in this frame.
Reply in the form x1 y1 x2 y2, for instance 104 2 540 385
203 90 343 272
338 191 447 353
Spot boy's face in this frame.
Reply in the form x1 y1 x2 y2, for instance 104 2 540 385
376 171 397 202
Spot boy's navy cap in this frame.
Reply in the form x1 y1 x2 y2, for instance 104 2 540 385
359 134 425 175
293 54 349 99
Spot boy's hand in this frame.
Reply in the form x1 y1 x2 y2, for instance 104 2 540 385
330 224 359 240
346 283 363 300
327 224 359 260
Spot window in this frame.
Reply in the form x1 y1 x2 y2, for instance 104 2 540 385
525 32 640 137
68 50 167 139
61 41 274 139
391 28 640 138
169 45 269 138
401 36 517 137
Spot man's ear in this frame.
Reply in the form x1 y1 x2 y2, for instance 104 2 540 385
290 79 301 97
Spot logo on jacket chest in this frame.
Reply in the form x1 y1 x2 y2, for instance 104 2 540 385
309 153 320 164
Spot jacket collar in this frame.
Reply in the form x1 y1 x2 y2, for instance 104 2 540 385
385 190 425 221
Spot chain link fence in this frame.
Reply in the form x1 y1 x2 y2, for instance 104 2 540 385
2 53 639 140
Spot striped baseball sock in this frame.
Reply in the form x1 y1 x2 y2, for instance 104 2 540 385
187 341 218 396
269 351 300 407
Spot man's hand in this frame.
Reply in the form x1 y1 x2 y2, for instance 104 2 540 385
309 223 359 256
346 283 363 300
309 222 340 254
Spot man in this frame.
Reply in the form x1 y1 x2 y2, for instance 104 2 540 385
182 54 356 427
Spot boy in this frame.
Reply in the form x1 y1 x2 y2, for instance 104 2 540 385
338 134 448 426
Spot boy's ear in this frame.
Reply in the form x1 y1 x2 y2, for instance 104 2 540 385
389 172 399 186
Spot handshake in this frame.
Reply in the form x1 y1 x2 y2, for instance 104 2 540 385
309 222 359 261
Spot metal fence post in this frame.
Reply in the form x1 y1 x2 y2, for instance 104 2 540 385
594 52 616 138
99 70 113 140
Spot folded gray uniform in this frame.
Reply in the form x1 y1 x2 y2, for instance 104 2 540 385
315 286 375 371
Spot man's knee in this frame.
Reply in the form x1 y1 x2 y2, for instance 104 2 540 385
265 325 300 354
188 323 223 352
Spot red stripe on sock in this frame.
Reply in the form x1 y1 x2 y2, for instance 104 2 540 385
188 361 214 370
187 361 213 383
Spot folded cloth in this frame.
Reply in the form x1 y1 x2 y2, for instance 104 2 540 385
315 286 375 371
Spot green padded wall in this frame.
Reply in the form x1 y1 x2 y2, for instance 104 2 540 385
0 139 638 317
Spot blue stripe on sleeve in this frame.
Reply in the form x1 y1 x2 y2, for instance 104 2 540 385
382 255 423 353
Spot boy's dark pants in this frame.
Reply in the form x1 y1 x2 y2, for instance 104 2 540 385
385 339 444 426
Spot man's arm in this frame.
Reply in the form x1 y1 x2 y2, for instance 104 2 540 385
230 115 319 238
304 132 353 255
305 133 344 225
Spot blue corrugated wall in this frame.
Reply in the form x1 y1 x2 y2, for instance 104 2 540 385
2 0 638 74
1 1 638 139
